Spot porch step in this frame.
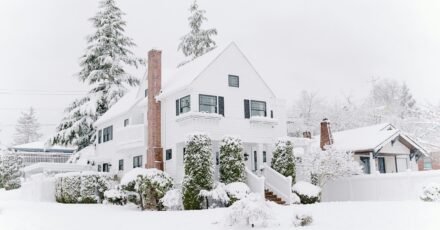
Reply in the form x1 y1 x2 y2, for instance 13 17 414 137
264 189 286 205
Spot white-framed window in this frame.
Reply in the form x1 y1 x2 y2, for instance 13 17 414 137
103 126 113 142
133 155 142 168
250 100 266 117
228 75 239 87
199 94 217 113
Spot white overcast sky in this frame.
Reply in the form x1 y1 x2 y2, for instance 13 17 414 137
1 0 440 145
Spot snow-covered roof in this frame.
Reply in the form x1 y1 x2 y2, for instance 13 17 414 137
11 141 76 153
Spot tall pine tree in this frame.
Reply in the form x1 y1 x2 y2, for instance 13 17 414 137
271 139 296 183
14 107 42 145
50 0 143 150
178 0 217 66
219 136 246 184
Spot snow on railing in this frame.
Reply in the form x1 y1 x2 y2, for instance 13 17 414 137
262 166 292 204
245 167 265 198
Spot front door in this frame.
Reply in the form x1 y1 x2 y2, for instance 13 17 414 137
378 157 386 173
360 157 370 174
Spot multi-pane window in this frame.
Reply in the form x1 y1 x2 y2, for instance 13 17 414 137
250 100 266 117
166 149 172 160
103 126 113 142
118 159 124 171
199 95 217 113
124 119 129 127
228 75 239 87
133 155 142 168
98 130 102 144
180 95 191 113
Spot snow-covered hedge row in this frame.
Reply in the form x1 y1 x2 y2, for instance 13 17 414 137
0 154 23 190
420 183 440 202
55 171 115 204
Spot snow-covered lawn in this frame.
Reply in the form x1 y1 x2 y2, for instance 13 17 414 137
1 189 439 230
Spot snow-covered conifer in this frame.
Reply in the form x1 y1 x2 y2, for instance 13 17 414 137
0 154 23 190
182 133 214 210
13 107 42 145
219 136 246 184
50 0 143 150
271 139 295 183
178 0 217 66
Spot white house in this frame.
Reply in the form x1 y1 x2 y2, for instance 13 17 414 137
80 42 287 192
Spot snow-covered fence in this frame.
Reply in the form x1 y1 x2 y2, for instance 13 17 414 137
262 166 292 204
245 168 265 197
322 170 440 201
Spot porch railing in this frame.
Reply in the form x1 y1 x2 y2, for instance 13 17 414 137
261 166 292 204
245 167 265 198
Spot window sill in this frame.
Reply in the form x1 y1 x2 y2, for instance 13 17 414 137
249 116 279 125
176 111 222 122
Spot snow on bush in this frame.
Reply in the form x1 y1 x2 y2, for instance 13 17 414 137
161 189 183 211
225 182 250 204
121 168 173 210
271 138 295 183
225 193 272 228
182 133 214 210
292 181 321 204
0 154 23 190
55 172 114 204
290 192 301 204
104 188 127 205
200 183 230 208
219 136 246 184
420 183 440 202
298 145 363 187
293 214 313 227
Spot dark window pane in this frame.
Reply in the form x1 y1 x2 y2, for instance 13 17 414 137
199 95 217 113
228 75 239 87
180 95 191 114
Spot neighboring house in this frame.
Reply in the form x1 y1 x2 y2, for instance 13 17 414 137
418 151 440 171
9 141 76 166
317 119 428 174
85 42 287 184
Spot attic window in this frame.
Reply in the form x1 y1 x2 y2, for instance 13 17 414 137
228 75 239 87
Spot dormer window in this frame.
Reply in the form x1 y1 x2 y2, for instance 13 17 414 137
228 75 239 87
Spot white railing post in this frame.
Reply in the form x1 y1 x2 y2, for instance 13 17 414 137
245 168 265 198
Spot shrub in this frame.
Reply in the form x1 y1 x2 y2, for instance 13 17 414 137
182 133 214 210
161 189 183 210
225 193 272 228
225 182 250 204
121 168 173 210
0 154 23 190
271 138 295 183
200 183 230 208
290 192 301 204
55 172 114 204
104 188 127 205
293 214 313 227
420 183 440 202
219 136 246 184
292 181 321 204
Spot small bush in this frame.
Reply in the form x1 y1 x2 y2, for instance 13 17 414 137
292 181 321 204
290 192 301 204
293 214 313 227
161 189 183 210
200 183 230 208
420 183 440 202
225 193 272 228
104 188 127 205
225 182 250 204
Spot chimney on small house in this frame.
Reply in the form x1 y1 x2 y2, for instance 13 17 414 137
146 49 164 170
320 118 334 150
302 131 312 139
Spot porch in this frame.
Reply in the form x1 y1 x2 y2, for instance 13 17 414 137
355 152 418 174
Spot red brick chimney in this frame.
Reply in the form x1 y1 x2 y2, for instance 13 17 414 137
320 118 334 150
146 49 163 170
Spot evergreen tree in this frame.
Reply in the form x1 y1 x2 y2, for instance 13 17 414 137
13 107 42 145
219 136 246 184
182 133 214 210
50 0 143 150
178 0 217 66
271 139 295 183
0 154 23 190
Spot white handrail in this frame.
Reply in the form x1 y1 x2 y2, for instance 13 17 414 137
262 166 292 204
245 168 265 198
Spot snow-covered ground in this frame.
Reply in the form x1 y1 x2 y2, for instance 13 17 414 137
1 189 439 230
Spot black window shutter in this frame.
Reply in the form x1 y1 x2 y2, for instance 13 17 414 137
176 99 180 116
244 99 250 118
271 110 273 118
218 96 224 116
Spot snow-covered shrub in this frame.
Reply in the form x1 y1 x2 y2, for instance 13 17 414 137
225 182 250 204
225 193 272 228
55 172 114 204
420 183 440 202
298 146 363 187
121 168 173 210
161 189 183 210
293 214 313 227
292 181 321 204
219 136 246 184
200 183 230 208
271 138 295 183
0 154 23 190
182 133 214 210
290 192 301 204
104 188 127 205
